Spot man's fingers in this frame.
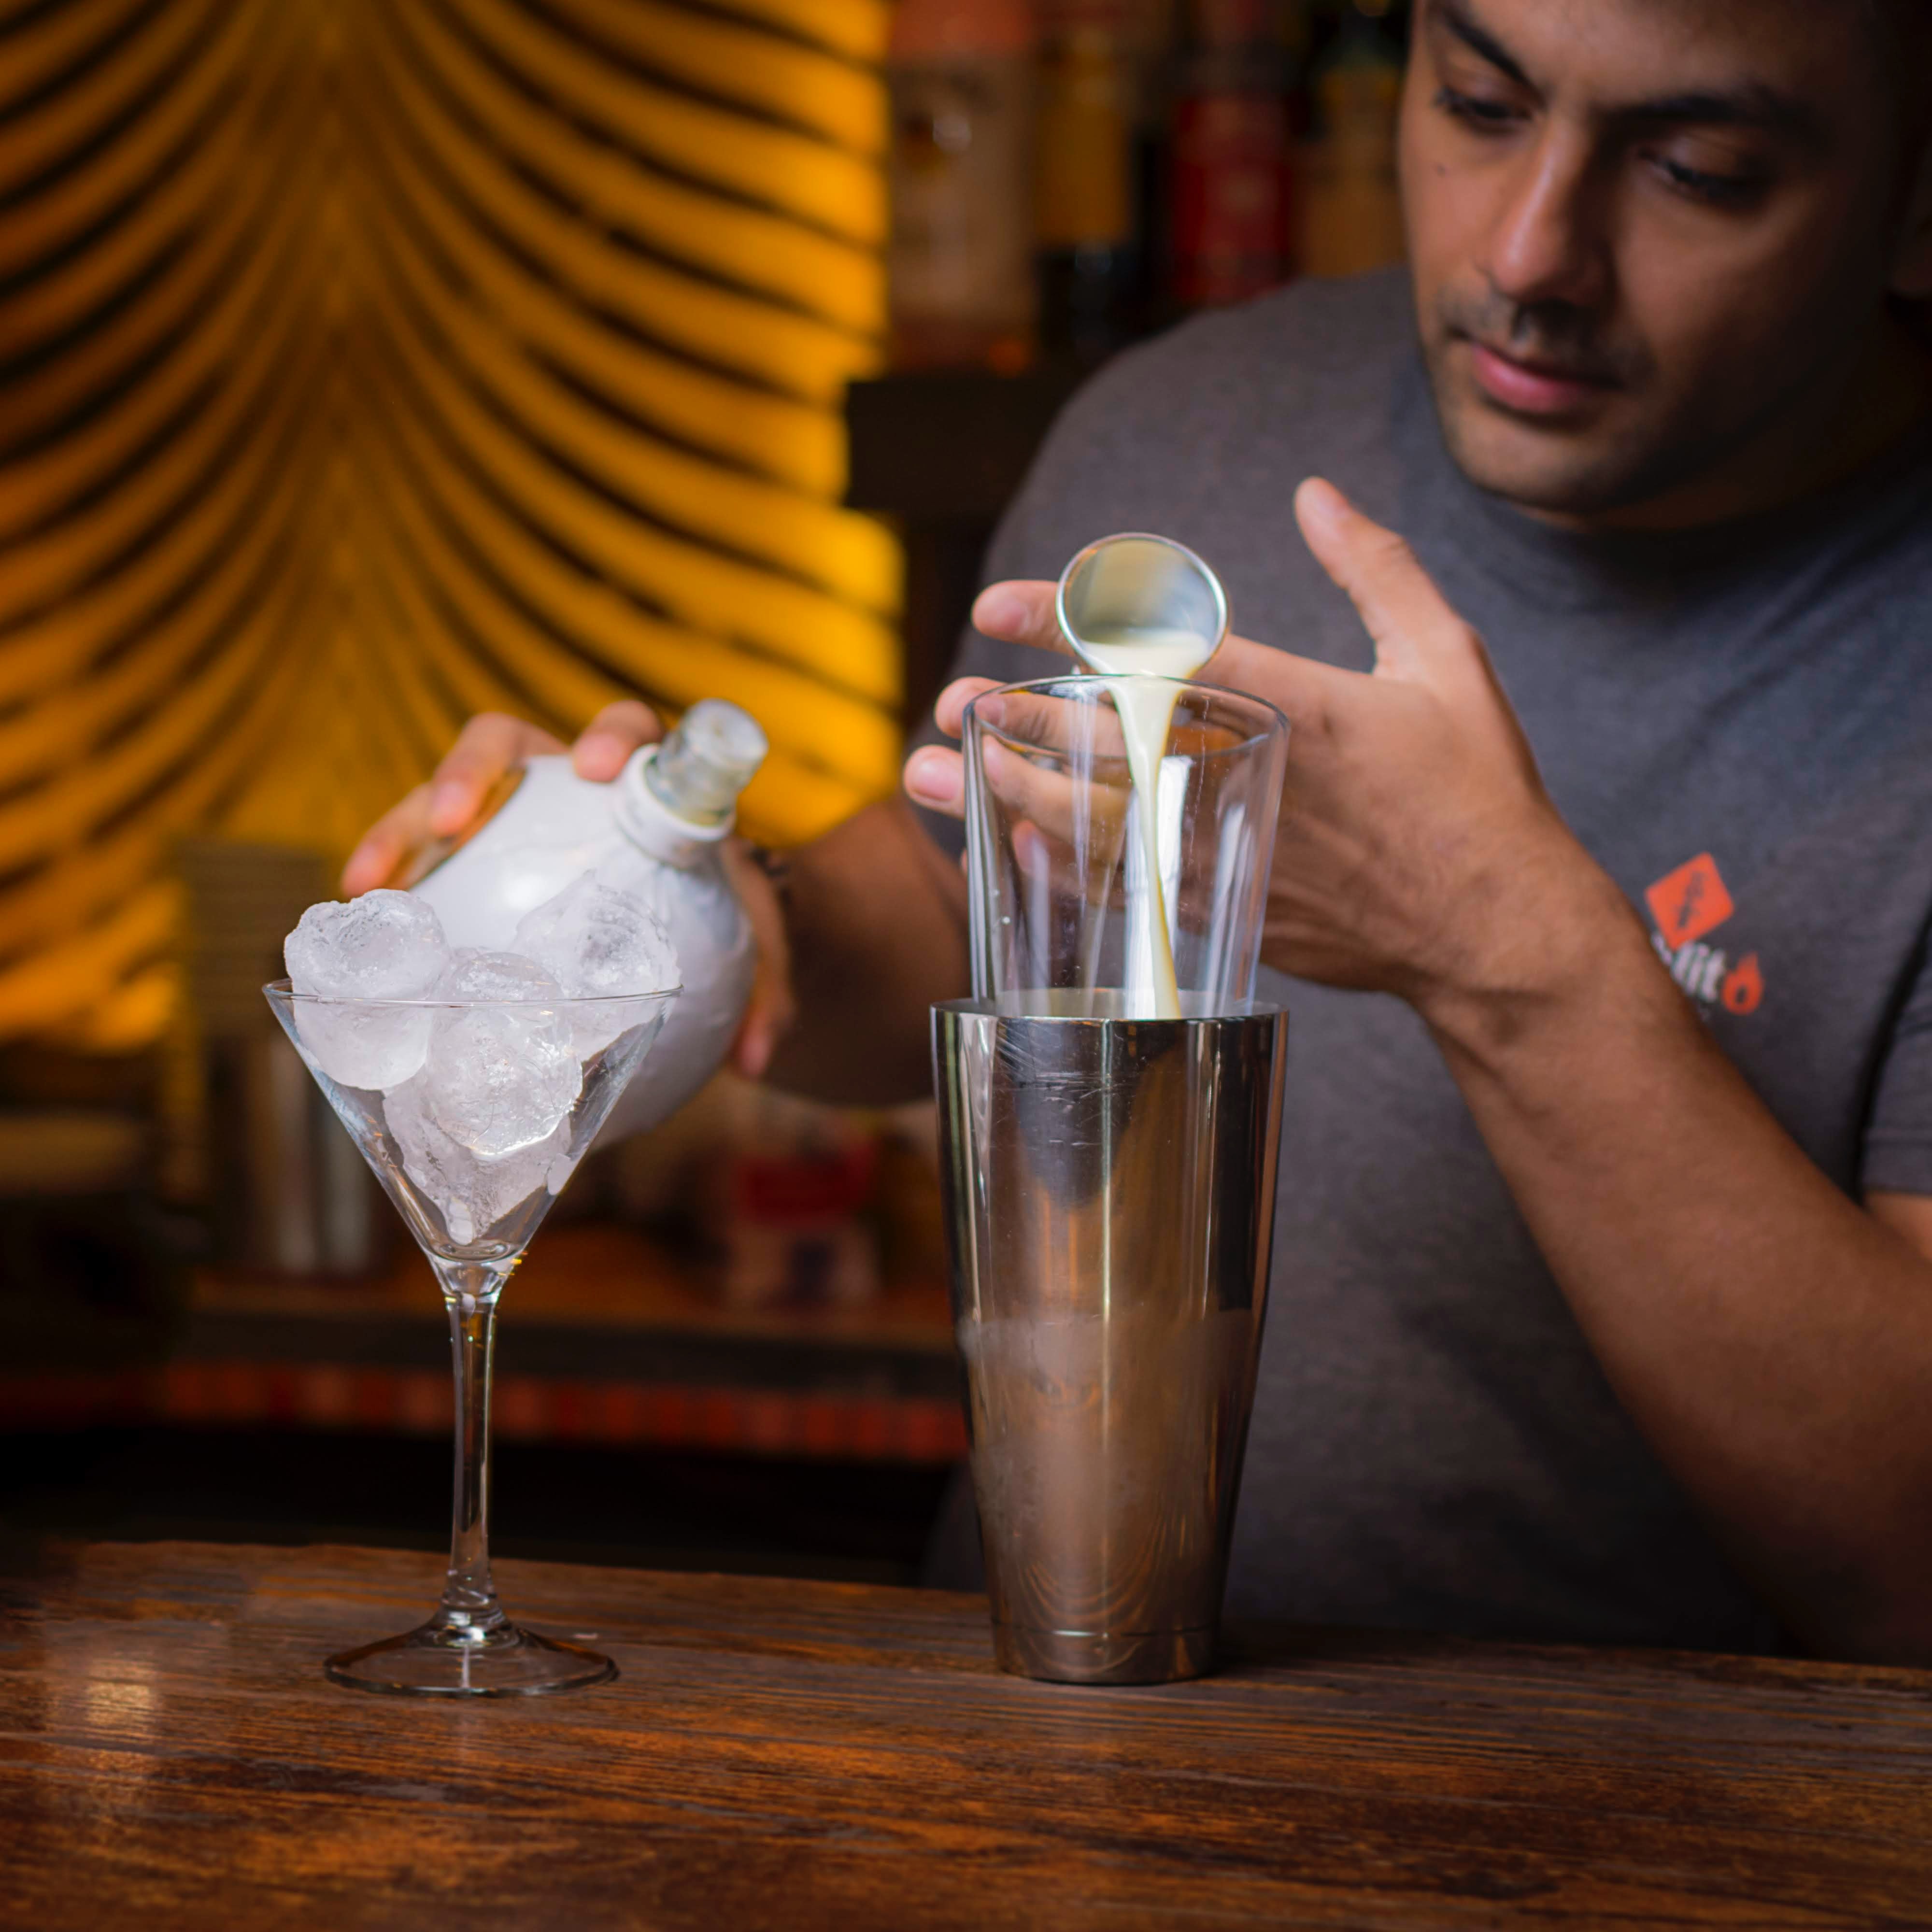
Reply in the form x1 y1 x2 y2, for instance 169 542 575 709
977 737 1125 848
964 580 1337 734
916 655 1351 817
909 679 1102 817
343 710 567 894
903 745 964 818
341 785 433 895
1294 478 1481 686
971 581 1075 659
936 680 1113 764
573 699 661 781
428 713 564 834
932 676 1002 740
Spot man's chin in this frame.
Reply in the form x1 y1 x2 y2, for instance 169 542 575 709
1436 400 1666 522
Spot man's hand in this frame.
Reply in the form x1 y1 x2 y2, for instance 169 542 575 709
341 700 795 1080
911 479 1932 1660
341 704 655 895
904 477 1640 1027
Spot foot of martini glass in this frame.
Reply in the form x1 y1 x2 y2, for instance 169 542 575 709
265 977 677 1697
325 1620 616 1696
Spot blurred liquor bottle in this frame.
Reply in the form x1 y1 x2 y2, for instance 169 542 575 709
607 1075 886 1310
887 0 1038 369
1034 0 1143 360
1297 0 1407 277
1169 0 1300 310
713 1108 883 1310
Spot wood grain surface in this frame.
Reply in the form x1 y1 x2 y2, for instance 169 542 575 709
3 1540 1931 1930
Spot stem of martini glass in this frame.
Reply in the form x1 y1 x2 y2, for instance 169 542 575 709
431 1255 518 1634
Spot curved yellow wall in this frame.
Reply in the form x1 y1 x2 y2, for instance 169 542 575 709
0 0 898 1051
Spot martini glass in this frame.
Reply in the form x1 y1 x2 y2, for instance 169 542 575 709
264 977 677 1696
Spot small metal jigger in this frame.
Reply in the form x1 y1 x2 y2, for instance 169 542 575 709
933 999 1287 1685
1055 531 1230 665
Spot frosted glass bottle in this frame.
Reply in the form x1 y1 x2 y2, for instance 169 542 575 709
405 702 768 1142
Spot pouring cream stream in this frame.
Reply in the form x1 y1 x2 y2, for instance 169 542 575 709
1068 626 1214 1020
1056 533 1230 1021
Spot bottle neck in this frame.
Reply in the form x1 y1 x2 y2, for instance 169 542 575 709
616 700 766 867
615 746 735 870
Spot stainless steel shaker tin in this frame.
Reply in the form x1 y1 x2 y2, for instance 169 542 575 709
933 1000 1287 1684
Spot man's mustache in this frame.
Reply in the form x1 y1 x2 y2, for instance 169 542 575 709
1435 286 1644 389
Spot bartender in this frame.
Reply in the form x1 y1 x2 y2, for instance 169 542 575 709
347 0 1932 1662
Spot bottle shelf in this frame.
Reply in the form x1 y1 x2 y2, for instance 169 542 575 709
1 1223 966 1466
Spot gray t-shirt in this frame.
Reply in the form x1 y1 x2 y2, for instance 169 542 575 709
920 267 1932 1652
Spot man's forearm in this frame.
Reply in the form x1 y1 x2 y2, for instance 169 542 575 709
765 796 970 1105
1421 867 1932 1661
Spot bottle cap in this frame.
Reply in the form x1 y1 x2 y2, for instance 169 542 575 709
648 702 768 824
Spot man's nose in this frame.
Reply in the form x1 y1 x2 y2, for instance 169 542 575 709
1482 130 1611 315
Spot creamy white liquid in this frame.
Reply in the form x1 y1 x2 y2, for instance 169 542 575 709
1073 626 1214 1020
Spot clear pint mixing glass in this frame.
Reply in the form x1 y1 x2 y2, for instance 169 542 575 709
962 677 1288 1017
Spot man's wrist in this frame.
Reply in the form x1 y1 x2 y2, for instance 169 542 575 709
744 844 793 900
1412 828 1676 1075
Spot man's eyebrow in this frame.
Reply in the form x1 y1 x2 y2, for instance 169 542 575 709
1427 0 1828 145
1430 0 1532 90
1618 85 1824 142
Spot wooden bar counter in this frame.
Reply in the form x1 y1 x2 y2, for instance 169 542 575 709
4 1541 1931 1928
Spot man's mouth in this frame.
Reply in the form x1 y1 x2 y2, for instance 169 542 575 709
1461 336 1621 418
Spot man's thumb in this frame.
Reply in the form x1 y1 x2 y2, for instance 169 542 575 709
1293 478 1479 687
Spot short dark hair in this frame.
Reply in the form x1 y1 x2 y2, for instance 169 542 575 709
1865 1 1932 148
1874 0 1932 75
1881 3 1932 346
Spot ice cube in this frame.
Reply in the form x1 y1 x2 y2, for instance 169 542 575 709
286 889 449 996
284 890 449 1091
418 951 582 1158
291 1001 437 1094
435 948 559 1004
512 874 678 1054
385 1070 566 1242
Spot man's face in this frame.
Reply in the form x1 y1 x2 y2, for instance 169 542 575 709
1402 0 1926 524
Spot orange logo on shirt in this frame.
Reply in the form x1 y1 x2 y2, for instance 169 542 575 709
1646 853 1735 951
1720 953 1763 1014
1645 853 1764 1019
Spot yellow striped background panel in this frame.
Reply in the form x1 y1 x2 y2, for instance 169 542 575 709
0 0 900 1050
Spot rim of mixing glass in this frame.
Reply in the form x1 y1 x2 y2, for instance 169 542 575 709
963 675 1290 757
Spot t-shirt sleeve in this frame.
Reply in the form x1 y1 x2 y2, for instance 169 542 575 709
1859 933 1932 1195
